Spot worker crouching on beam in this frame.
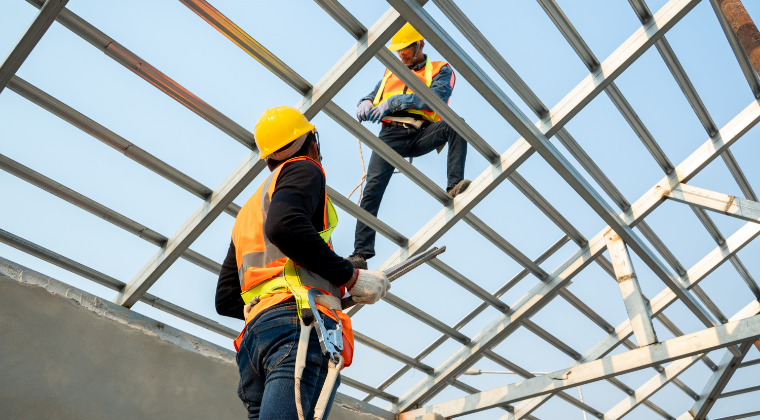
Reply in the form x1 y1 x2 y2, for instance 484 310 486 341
349 23 470 270
215 106 390 419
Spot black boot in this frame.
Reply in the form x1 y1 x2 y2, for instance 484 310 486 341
447 179 471 198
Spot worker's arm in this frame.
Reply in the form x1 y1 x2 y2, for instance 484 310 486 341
265 161 355 286
385 64 455 114
215 240 246 320
358 79 383 106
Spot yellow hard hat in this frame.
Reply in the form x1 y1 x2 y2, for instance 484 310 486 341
388 23 424 51
254 106 315 159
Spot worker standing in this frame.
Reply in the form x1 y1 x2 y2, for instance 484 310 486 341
348 23 470 270
215 106 391 419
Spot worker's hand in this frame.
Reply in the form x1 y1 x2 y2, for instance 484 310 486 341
243 296 260 320
348 270 390 305
356 100 373 122
368 101 390 124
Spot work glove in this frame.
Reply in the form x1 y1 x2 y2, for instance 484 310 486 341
356 100 373 122
348 270 390 305
368 101 390 123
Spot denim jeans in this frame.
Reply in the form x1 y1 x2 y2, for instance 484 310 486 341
237 303 340 419
354 120 467 258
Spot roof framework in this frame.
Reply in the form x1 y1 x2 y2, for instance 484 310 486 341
2 0 760 419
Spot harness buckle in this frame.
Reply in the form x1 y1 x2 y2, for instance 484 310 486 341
306 288 343 362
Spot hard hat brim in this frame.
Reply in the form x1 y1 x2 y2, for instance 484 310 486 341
388 40 421 52
258 124 315 159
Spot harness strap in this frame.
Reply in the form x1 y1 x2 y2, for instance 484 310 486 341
373 56 433 106
240 198 341 324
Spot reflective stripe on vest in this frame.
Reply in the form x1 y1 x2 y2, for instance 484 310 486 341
232 156 340 318
372 57 453 122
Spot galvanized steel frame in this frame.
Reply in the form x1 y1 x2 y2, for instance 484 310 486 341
2 0 760 419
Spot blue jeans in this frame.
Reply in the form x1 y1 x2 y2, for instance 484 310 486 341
237 303 340 419
354 120 467 258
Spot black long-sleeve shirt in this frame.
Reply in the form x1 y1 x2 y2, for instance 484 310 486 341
215 160 355 320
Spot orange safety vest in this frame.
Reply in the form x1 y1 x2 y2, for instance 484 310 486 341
231 156 354 367
372 56 455 122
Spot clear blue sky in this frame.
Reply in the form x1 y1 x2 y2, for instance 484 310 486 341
2 0 760 418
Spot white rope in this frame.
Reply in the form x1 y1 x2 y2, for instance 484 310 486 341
347 138 411 204
347 138 367 205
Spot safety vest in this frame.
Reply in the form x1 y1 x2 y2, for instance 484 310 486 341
231 156 354 366
372 56 454 122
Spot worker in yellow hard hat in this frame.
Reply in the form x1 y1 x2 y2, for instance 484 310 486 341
349 23 470 270
215 106 390 418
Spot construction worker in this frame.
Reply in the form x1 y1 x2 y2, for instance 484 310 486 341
349 23 470 270
215 106 391 420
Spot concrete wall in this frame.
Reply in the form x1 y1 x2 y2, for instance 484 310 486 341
0 257 393 420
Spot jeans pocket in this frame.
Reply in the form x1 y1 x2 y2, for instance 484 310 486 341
254 315 298 372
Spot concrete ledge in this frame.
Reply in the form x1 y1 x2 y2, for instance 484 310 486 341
0 256 395 420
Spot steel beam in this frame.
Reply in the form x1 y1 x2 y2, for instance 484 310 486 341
521 319 582 360
375 48 499 162
712 411 760 420
363 237 568 403
383 292 470 344
619 334 701 401
604 82 675 173
664 184 760 223
0 153 222 275
7 72 421 287
536 0 745 342
604 230 658 347
113 0 412 307
537 0 675 174
721 150 758 202
475 351 604 418
341 376 399 403
374 0 702 278
388 0 718 330
738 357 760 369
113 152 265 307
326 185 407 247
550 0 757 322
506 218 760 419
180 0 416 120
321 102 451 205
603 300 760 420
628 2 760 305
718 384 760 399
690 206 760 300
0 0 68 94
5 76 243 217
314 2 568 284
656 312 719 371
0 228 236 338
8 72 410 253
679 342 755 420
462 213 548 279
354 331 434 375
393 94 760 410
385 2 723 408
315 0 500 163
23 0 255 149
400 314 760 419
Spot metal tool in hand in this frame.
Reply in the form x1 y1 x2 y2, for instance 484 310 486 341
341 245 446 310
306 288 343 361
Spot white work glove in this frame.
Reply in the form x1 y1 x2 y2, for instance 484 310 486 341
348 270 390 305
